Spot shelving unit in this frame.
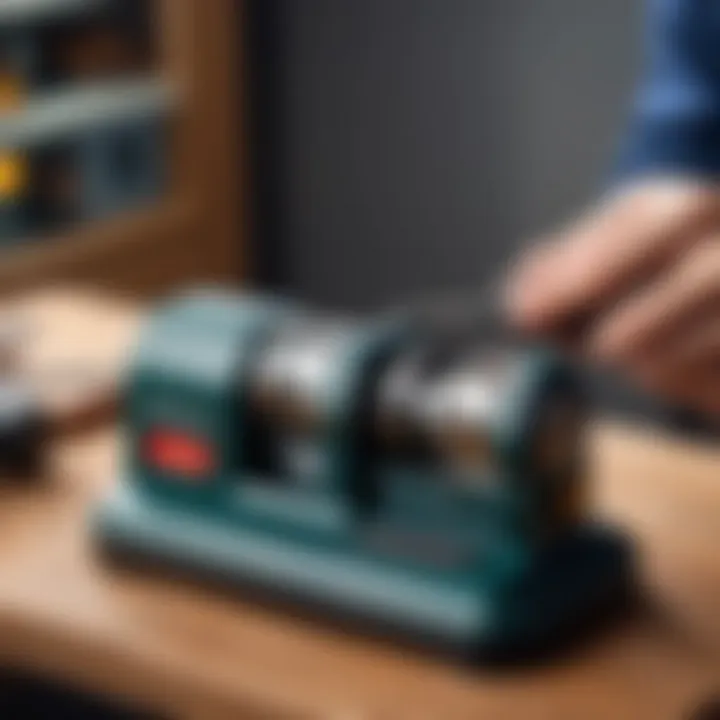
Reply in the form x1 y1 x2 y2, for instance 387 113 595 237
0 77 175 149
0 0 244 298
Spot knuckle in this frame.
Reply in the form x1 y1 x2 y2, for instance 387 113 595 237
638 182 720 223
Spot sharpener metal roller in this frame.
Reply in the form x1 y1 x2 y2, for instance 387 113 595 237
247 308 586 537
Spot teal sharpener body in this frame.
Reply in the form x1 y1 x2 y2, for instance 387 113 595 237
94 288 633 659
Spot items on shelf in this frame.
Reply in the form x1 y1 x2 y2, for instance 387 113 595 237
0 0 168 245
0 31 35 243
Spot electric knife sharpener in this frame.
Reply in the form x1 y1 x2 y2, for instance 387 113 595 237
94 288 633 659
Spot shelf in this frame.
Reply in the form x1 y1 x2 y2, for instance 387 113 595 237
0 0 104 26
0 78 177 150
0 200 200 297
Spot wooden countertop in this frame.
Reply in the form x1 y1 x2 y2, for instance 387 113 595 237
0 291 719 719
0 429 719 719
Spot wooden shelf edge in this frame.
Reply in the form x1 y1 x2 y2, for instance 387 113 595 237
0 199 198 297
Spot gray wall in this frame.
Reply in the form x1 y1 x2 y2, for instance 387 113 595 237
251 0 644 311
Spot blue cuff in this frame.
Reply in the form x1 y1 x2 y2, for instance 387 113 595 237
616 114 720 182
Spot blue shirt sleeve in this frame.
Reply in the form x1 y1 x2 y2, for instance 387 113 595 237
618 0 720 180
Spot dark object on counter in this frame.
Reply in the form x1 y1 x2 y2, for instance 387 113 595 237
0 380 46 479
690 696 720 720
0 668 164 720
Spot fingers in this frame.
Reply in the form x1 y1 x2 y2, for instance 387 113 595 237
505 180 720 336
504 180 720 419
642 364 720 418
588 237 720 362
583 237 720 418
661 321 720 370
618 317 720 417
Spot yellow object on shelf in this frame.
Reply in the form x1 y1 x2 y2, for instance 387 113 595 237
0 153 27 198
0 70 28 201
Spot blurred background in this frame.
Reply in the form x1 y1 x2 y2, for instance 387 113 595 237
250 0 643 310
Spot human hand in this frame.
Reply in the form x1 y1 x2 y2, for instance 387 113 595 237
505 179 720 416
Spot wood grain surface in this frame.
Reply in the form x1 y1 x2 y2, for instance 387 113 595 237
0 423 717 719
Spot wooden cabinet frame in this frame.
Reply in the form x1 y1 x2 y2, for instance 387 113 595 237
0 0 245 297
